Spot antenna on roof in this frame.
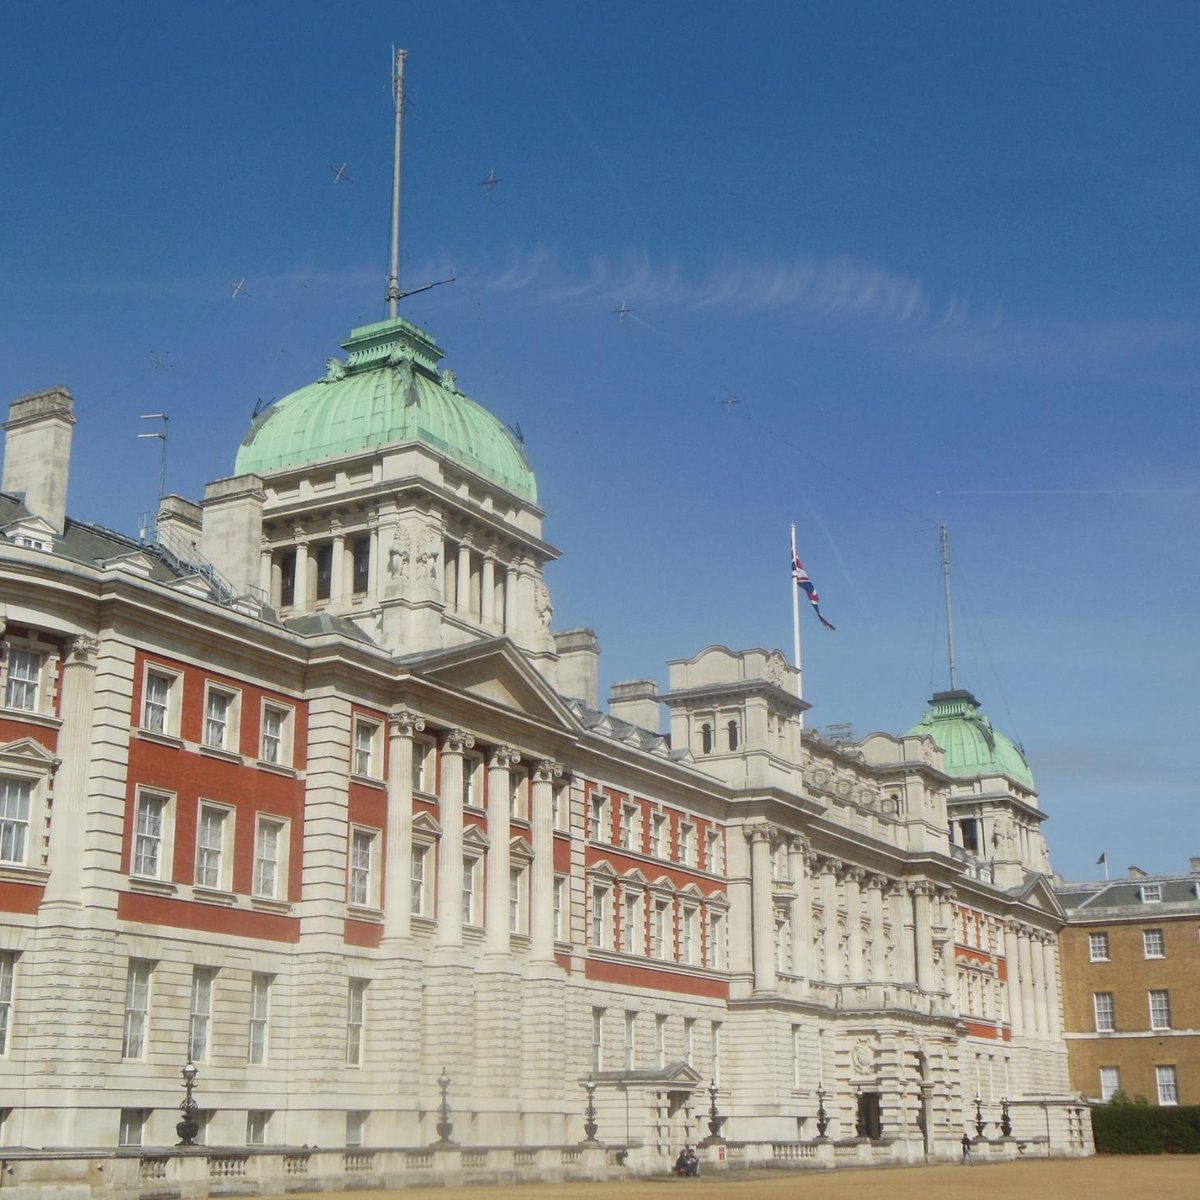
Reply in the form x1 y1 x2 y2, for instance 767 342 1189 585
138 413 169 535
385 47 408 318
940 523 958 690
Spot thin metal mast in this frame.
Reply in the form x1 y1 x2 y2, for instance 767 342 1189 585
386 47 408 317
790 523 804 713
939 523 958 690
138 413 169 506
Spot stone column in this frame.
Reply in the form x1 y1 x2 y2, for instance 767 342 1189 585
481 547 496 627
529 759 563 965
866 875 887 980
1018 928 1038 1038
485 746 520 956
435 728 474 948
330 519 346 606
938 889 957 1006
1031 932 1051 1037
1004 922 1024 1036
747 825 776 993
504 561 519 635
820 858 842 984
258 546 271 598
292 526 309 610
456 538 473 615
788 838 812 983
888 881 915 984
913 881 935 991
1042 935 1062 1037
369 516 382 598
843 867 865 983
43 636 99 905
383 709 424 941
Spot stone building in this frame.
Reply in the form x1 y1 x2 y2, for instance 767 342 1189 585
1057 861 1200 1107
0 312 1087 1177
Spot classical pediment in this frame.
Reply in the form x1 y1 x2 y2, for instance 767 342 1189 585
0 737 59 770
1010 873 1067 922
400 637 582 732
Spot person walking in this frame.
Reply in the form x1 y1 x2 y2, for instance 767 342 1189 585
961 1132 974 1165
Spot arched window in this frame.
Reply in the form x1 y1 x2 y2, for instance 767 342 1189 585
700 723 713 754
726 720 739 751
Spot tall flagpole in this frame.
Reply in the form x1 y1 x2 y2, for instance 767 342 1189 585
790 523 803 714
939 523 958 691
386 47 408 318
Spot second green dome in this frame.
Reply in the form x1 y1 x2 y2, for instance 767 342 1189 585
907 689 1034 790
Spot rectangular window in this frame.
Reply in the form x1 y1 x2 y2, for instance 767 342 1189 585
142 670 172 733
708 911 725 970
591 885 609 949
1093 991 1115 1033
122 960 151 1059
0 779 31 865
353 720 379 777
650 813 666 858
118 1109 146 1148
412 739 431 793
348 828 378 908
590 793 609 842
792 1024 803 1088
624 1010 637 1070
4 650 40 711
510 769 528 820
1149 989 1172 1030
711 1021 722 1086
246 1110 270 1146
553 875 567 941
133 791 169 879
652 900 670 959
248 973 270 1065
0 953 12 1054
463 856 479 925
279 551 296 607
189 967 215 1062
195 804 230 890
552 786 569 831
683 1017 695 1065
411 844 428 916
509 866 525 934
620 805 637 850
680 824 696 867
1088 932 1110 962
655 1014 667 1069
1141 884 1163 903
706 829 723 874
314 543 333 601
681 906 699 964
462 754 482 808
1156 1064 1179 1106
204 687 237 751
1099 1066 1120 1102
591 1007 605 1071
346 979 366 1065
253 817 286 899
346 1110 367 1147
351 537 371 596
623 891 643 954
1144 929 1165 959
260 704 289 765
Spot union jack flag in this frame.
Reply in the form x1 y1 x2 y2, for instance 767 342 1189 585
791 551 836 631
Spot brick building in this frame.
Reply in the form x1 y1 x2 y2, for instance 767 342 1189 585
1057 861 1200 1106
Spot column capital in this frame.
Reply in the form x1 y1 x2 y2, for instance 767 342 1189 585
866 873 890 892
444 728 475 755
886 879 911 899
291 522 307 542
744 823 774 846
66 635 100 665
840 865 866 885
533 759 563 784
388 708 426 738
490 745 522 769
818 855 843 875
329 515 344 534
911 879 936 898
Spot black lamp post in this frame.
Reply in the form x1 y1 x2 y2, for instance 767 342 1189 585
1000 1096 1013 1138
176 1058 199 1147
435 1067 454 1144
815 1083 830 1139
706 1080 725 1141
973 1092 985 1138
583 1075 599 1142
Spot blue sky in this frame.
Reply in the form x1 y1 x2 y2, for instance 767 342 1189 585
3 2 1197 882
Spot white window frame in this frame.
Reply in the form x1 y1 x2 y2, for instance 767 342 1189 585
411 843 428 917
1141 884 1163 903
711 1020 723 1086
1088 931 1109 962
1149 989 1171 1031
509 864 527 934
0 778 32 867
132 788 174 881
346 979 367 1066
591 1007 605 1071
679 823 696 867
141 666 180 736
462 854 481 926
1143 928 1165 959
0 952 13 1054
352 718 381 779
649 813 666 858
202 684 240 753
348 827 380 909
188 967 216 1063
121 959 151 1060
194 802 233 892
1156 1064 1179 1106
246 1110 270 1146
462 753 482 809
624 1010 637 1070
553 875 567 941
412 737 433 794
346 1110 368 1147
623 889 644 954
590 884 611 949
681 905 699 964
683 1017 695 1065
248 973 270 1065
708 910 726 970
259 702 293 767
655 1013 667 1069
1099 1066 1120 1102
3 648 41 712
706 829 723 874
253 815 288 900
118 1109 147 1148
620 805 638 850
651 898 671 959
590 792 610 842
510 768 529 821
1093 991 1115 1033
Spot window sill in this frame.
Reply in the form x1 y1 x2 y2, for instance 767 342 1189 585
0 707 61 730
128 876 178 897
349 772 386 791
0 864 50 886
1145 954 1165 961
347 904 383 922
192 885 237 906
199 744 244 765
134 728 185 749
256 760 297 778
250 896 292 915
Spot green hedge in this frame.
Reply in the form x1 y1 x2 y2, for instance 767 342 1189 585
1092 1104 1200 1153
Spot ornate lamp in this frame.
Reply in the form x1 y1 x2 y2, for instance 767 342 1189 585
176 1059 199 1147
583 1075 599 1142
815 1082 830 1139
435 1067 454 1144
973 1092 985 1138
706 1079 725 1141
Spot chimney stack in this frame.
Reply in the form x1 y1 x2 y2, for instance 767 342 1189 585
552 628 600 708
2 388 76 534
609 679 662 734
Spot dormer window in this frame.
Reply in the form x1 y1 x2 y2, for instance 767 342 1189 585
1140 885 1163 903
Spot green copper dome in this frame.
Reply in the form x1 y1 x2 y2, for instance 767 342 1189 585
234 317 537 502
906 689 1034 790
